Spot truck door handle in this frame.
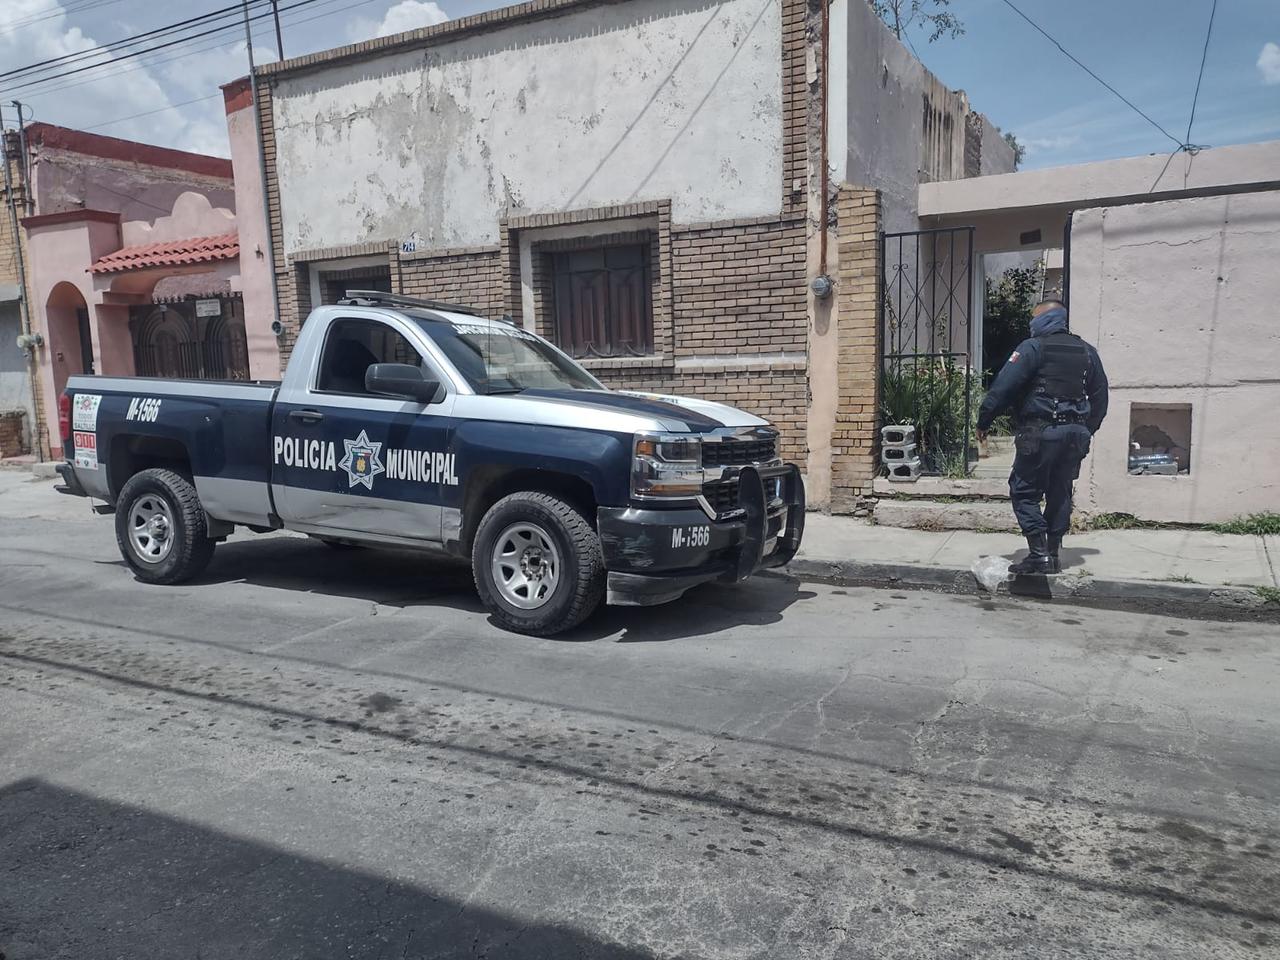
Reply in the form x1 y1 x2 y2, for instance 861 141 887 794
288 409 325 424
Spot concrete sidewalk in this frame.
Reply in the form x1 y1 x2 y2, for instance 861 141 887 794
788 514 1280 613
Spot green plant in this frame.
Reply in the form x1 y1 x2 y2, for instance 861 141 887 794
880 357 978 476
982 265 1043 387
1087 512 1149 531
938 448 970 479
1003 132 1026 171
1210 512 1280 536
869 0 964 42
1256 586 1280 605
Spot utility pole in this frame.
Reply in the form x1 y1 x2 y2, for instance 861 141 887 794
5 100 44 458
269 0 284 61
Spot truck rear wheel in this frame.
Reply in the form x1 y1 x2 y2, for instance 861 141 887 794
471 492 604 636
114 468 215 585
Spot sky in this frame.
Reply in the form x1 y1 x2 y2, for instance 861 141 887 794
0 0 1277 169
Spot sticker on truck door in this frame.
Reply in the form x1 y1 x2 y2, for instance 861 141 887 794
72 394 102 431
274 427 460 491
73 431 97 470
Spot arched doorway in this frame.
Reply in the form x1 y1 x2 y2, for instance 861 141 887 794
45 282 95 399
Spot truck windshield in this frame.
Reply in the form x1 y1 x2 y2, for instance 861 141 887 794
416 319 601 394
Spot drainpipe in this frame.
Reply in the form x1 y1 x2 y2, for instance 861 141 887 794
818 0 830 279
241 2 283 356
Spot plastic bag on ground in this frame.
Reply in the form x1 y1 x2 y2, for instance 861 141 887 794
971 555 1012 593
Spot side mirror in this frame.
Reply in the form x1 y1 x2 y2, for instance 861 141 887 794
365 363 442 403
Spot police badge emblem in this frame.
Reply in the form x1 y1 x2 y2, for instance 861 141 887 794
338 430 385 490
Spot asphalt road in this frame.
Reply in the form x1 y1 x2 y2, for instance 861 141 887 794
0 469 1276 959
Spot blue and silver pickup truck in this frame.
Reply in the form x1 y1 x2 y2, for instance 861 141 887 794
55 291 804 635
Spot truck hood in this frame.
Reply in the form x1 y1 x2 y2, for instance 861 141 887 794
513 388 770 434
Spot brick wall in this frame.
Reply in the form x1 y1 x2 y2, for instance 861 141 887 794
670 217 807 356
0 411 27 458
398 247 504 316
830 186 882 510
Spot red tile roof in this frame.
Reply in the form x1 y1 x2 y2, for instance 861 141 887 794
90 233 239 274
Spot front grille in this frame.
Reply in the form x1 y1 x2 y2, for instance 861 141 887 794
702 479 740 516
702 436 777 468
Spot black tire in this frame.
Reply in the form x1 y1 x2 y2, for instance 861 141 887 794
471 491 604 636
114 468 215 585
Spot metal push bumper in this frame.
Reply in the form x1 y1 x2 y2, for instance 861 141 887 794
598 463 806 606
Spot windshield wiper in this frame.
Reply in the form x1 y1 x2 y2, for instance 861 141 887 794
484 386 525 395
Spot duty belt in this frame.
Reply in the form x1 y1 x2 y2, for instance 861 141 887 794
1025 413 1085 427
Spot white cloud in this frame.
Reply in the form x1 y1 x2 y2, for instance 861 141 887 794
1259 42 1280 86
348 1 449 43
0 0 254 157
1023 134 1081 158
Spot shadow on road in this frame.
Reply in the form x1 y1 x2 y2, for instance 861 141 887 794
176 536 813 643
0 778 658 960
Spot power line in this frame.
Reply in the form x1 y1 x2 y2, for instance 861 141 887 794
1 0 326 94
82 92 225 131
48 0 385 132
1149 0 1219 193
0 2 269 83
1184 0 1218 147
0 0 128 36
15 0 363 101
996 0 1183 149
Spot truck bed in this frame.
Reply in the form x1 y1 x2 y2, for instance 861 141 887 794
64 374 279 527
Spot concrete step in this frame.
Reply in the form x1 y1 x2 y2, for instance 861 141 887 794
872 498 1021 533
872 476 1010 500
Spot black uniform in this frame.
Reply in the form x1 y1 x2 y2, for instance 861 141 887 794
977 308 1108 544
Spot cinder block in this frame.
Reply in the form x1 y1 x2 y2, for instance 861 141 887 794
881 424 916 446
881 443 919 463
886 459 922 481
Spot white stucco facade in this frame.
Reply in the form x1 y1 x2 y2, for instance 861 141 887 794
270 0 783 255
1070 190 1280 524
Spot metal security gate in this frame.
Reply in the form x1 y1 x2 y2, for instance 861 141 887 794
880 226 976 476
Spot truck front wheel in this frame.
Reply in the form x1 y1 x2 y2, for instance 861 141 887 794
471 492 604 636
114 468 215 585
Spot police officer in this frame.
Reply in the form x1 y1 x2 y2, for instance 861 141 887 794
976 300 1109 575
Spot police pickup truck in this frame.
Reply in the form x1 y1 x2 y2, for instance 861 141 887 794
55 291 805 635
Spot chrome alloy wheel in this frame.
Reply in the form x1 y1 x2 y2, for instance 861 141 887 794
490 522 561 610
128 493 175 564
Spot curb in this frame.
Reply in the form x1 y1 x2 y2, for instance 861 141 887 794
782 556 1277 617
0 460 57 480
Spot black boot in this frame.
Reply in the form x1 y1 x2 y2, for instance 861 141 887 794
1010 534 1057 575
1047 533 1063 573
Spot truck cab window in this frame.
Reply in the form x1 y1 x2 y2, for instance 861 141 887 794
317 318 423 395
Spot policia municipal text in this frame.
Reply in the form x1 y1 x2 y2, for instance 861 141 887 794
976 300 1109 575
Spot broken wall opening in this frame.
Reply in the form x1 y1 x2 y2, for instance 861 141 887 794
1128 402 1191 475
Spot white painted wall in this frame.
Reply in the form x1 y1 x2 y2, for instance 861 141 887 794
1070 190 1280 523
271 0 783 255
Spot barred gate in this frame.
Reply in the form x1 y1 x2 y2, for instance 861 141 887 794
879 226 976 476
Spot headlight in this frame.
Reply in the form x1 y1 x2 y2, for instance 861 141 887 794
632 433 702 500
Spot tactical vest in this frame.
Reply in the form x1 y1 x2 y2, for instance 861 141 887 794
1035 331 1090 402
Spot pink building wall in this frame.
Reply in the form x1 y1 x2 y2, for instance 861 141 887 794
223 78 281 380
19 126 240 456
